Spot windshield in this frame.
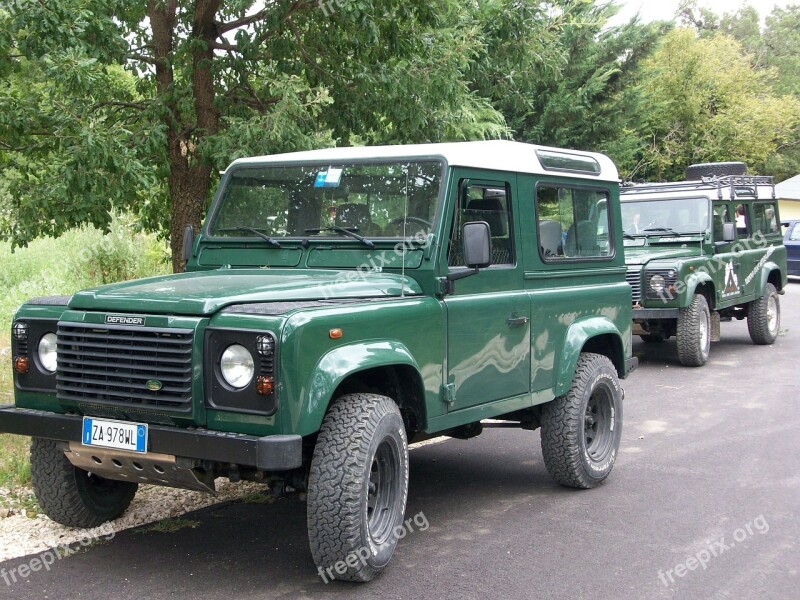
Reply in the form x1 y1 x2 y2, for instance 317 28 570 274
621 197 710 236
209 160 442 241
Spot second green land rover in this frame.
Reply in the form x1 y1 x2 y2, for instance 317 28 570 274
622 163 787 367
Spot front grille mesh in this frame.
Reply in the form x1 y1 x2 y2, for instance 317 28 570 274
57 323 193 413
626 268 642 305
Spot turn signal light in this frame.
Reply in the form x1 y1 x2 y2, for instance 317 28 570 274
256 376 274 396
13 356 30 374
329 328 343 339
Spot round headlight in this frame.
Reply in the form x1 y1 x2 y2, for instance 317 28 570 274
220 344 254 389
649 274 666 293
38 333 58 373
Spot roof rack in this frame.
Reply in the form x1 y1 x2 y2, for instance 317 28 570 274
621 175 775 200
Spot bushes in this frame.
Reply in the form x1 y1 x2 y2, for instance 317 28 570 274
0 213 171 337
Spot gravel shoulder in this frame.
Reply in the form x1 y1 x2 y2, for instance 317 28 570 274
0 479 266 562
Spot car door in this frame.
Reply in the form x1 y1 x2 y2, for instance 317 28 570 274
712 201 744 307
442 171 530 411
787 222 800 275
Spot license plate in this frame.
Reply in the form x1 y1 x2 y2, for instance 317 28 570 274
82 417 148 453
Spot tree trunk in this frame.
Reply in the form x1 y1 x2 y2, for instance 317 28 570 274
148 0 221 273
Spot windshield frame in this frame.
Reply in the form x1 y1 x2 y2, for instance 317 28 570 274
204 156 448 244
620 195 712 237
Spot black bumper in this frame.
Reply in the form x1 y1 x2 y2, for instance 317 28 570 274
632 308 680 319
0 405 302 471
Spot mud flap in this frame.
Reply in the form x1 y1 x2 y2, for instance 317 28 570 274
710 311 721 342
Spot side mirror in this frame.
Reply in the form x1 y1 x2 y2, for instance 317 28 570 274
722 222 735 242
182 225 195 266
462 221 492 269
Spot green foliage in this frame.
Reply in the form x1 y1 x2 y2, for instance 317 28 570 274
0 212 170 335
619 28 800 180
677 2 800 181
0 435 30 490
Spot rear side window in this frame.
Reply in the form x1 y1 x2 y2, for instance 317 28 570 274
791 224 800 241
536 186 612 260
751 202 779 235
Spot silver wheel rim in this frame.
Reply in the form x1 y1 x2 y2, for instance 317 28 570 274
767 295 778 334
699 312 709 355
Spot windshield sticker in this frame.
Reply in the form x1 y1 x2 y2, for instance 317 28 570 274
314 168 343 188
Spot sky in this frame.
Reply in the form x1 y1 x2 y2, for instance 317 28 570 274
608 0 795 26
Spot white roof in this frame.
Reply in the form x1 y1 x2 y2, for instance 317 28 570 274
229 140 619 182
776 174 800 201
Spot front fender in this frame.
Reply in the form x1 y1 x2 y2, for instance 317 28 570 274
682 271 714 306
295 341 421 436
555 316 624 397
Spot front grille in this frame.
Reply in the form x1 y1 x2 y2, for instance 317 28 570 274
57 323 194 413
626 268 642 305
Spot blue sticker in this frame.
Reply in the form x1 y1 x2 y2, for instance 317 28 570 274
314 168 343 188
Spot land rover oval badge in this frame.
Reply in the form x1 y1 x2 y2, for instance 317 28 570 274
146 380 163 392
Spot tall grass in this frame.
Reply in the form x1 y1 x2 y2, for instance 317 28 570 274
0 213 171 335
0 213 171 491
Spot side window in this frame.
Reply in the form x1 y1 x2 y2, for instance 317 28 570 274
448 180 514 267
791 224 800 242
751 202 779 235
734 203 749 236
536 185 611 259
713 203 732 241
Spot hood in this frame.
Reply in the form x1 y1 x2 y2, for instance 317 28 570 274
625 245 702 266
68 269 423 316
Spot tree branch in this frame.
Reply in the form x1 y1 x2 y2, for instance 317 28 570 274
216 9 267 35
91 101 149 111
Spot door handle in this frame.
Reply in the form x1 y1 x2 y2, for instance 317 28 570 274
507 316 530 328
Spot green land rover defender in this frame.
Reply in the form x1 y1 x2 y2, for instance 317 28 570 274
621 163 787 367
1 141 636 581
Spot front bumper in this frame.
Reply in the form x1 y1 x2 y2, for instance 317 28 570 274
632 308 680 320
0 405 302 471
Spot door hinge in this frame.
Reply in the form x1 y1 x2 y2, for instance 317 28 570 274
442 383 456 405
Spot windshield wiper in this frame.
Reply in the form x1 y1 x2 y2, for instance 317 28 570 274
643 227 678 235
216 227 281 248
304 227 375 249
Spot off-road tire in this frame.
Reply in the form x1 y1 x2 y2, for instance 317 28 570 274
685 161 747 180
30 438 138 528
747 283 780 345
307 394 409 583
540 353 623 489
677 293 711 367
640 333 665 343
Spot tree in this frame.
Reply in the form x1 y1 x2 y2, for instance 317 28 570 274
677 2 800 181
619 28 800 181
468 0 668 156
0 0 510 271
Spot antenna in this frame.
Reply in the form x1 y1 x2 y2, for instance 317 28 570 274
401 166 409 298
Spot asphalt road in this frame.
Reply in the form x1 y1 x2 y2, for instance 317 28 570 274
2 283 799 600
